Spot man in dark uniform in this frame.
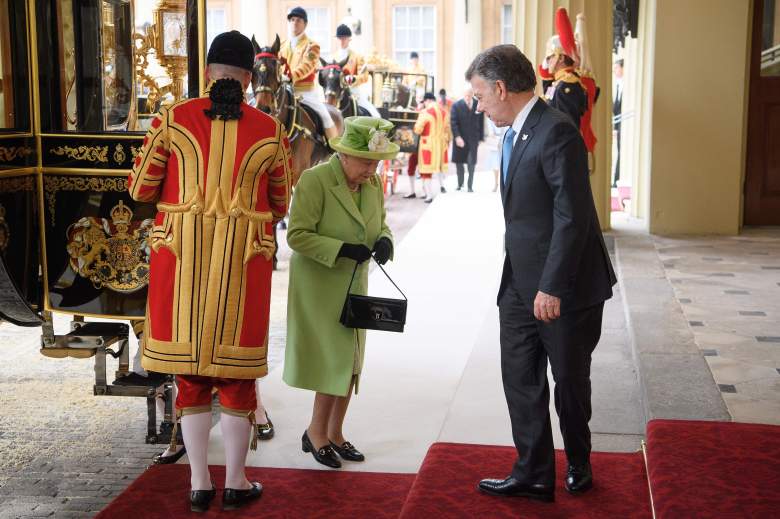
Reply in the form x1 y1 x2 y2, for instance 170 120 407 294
450 86 484 191
543 37 587 129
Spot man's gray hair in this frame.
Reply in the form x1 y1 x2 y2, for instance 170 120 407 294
465 45 536 93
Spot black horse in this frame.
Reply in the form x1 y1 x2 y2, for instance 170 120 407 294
318 57 371 118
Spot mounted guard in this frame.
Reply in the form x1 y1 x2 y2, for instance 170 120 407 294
280 6 341 142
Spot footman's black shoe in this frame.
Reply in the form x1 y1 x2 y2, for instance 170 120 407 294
222 482 263 510
403 193 417 199
329 440 365 462
257 412 274 441
565 463 593 494
477 476 554 502
190 485 216 513
302 431 341 468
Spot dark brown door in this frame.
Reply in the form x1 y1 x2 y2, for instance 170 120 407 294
745 0 780 224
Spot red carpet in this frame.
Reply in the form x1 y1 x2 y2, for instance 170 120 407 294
398 442 652 518
96 464 415 519
646 419 780 518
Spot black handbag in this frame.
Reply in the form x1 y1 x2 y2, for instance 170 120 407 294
339 258 407 333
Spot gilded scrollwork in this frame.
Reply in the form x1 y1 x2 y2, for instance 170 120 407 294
0 146 34 163
0 205 10 252
131 145 142 160
43 176 128 226
50 145 109 163
65 201 153 293
0 176 35 192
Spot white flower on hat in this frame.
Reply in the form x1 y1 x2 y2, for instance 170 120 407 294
367 128 390 152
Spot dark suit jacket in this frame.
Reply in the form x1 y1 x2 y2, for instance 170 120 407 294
499 100 616 314
450 98 484 163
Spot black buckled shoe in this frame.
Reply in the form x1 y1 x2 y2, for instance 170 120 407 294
302 431 341 468
257 412 274 441
190 484 216 513
329 440 365 462
152 445 187 465
565 463 593 494
477 476 554 502
222 482 263 511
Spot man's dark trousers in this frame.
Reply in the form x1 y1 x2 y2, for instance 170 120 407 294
498 265 604 485
498 100 616 487
455 145 478 190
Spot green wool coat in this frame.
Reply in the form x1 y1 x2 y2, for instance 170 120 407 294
283 155 393 397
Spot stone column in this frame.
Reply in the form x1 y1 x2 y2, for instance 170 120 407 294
239 0 268 45
451 0 482 94
346 0 373 54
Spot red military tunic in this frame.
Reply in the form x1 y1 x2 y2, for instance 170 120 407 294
413 103 451 174
128 89 292 381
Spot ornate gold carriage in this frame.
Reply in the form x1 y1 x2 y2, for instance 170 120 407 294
0 0 206 444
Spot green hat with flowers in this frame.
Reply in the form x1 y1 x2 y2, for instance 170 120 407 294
330 116 400 160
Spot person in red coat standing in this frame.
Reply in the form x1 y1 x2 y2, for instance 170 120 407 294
129 31 292 512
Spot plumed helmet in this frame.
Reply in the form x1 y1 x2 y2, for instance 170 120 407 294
545 7 578 61
287 6 308 24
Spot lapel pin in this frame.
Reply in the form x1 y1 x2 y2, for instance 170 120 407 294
521 134 528 141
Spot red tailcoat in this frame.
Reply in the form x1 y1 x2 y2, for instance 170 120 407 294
128 93 292 379
413 104 451 173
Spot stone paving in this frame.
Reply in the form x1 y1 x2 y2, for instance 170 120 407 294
654 228 780 424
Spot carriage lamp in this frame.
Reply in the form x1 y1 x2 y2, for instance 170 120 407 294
381 78 394 108
150 0 187 101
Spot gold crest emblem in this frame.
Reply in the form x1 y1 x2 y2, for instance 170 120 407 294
66 201 154 293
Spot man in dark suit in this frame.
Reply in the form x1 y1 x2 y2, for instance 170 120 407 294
450 87 484 191
612 59 624 187
466 45 616 503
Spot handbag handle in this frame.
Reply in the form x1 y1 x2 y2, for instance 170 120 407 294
345 257 407 301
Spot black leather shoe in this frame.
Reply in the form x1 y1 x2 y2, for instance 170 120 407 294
190 485 216 513
222 482 263 511
152 445 186 465
440 186 447 193
302 431 341 468
565 463 593 494
257 412 274 441
403 193 417 199
329 440 365 462
477 477 554 502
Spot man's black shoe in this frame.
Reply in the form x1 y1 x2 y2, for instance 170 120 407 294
477 477 554 502
564 463 593 494
440 186 446 193
222 482 263 510
403 193 417 199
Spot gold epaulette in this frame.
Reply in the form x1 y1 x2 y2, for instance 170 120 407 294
553 68 581 85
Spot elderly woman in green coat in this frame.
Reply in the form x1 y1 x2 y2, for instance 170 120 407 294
283 117 399 469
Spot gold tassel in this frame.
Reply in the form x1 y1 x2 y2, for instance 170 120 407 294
248 411 258 451
169 410 182 451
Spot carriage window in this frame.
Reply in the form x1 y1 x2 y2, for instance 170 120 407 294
501 3 513 45
305 7 333 57
761 0 780 77
41 0 190 133
393 5 436 76
0 0 30 130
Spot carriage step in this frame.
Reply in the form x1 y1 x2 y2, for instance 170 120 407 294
39 347 96 359
45 322 129 350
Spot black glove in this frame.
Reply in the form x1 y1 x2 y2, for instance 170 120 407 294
372 237 393 265
338 243 372 264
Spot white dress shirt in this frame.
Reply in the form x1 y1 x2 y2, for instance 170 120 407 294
508 95 539 147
